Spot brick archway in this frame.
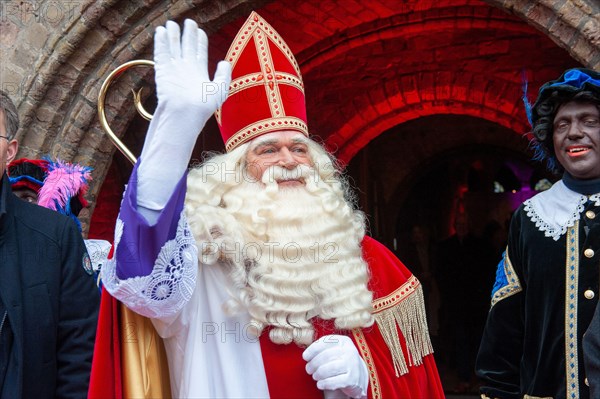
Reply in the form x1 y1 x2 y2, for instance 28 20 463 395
485 0 600 69
324 73 531 164
0 0 597 232
298 6 545 75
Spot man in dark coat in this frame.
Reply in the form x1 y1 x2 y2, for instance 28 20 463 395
0 90 99 398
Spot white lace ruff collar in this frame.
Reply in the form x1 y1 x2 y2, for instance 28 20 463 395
524 180 600 241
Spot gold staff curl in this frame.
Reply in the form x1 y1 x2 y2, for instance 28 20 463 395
97 59 155 164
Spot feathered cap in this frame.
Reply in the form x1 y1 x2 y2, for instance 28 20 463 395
523 68 600 173
215 12 308 152
8 158 49 192
9 158 92 230
529 68 600 126
37 158 92 228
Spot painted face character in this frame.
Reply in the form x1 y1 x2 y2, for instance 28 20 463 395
552 101 600 180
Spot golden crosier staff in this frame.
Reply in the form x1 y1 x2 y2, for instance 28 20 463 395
97 59 155 164
98 58 174 398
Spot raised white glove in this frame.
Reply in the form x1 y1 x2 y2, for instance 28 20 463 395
137 19 231 215
303 335 369 399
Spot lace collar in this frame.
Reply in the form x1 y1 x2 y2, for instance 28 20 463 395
524 180 600 241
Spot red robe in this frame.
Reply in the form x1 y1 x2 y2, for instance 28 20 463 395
89 236 445 398
88 288 122 399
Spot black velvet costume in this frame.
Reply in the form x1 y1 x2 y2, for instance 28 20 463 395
476 175 600 399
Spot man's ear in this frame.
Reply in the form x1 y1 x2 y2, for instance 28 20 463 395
6 139 18 163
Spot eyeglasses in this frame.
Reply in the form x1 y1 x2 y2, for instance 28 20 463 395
0 136 9 141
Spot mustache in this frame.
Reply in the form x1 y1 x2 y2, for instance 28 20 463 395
261 164 316 185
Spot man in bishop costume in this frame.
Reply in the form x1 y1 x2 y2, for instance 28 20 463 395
98 12 445 398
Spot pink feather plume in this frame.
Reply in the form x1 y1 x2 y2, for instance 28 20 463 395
38 158 92 212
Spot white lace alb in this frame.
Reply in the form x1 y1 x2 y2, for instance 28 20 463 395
102 211 198 318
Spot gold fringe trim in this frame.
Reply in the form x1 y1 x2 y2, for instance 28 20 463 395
373 277 433 377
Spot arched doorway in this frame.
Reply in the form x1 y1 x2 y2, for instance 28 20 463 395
346 114 556 391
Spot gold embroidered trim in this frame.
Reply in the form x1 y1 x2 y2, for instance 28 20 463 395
373 281 433 376
254 28 282 119
352 328 381 399
372 275 419 312
225 117 308 151
565 222 579 399
228 72 303 97
491 250 522 307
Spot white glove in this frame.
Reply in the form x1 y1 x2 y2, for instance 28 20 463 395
303 335 369 399
137 19 231 215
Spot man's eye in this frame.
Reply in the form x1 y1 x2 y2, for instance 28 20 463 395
555 122 568 131
260 148 276 154
584 118 599 126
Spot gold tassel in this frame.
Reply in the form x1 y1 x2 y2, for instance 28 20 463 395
374 284 433 377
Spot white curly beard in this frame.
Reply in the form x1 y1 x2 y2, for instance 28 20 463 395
185 144 374 346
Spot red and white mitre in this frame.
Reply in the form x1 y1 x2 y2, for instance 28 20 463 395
216 11 308 152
